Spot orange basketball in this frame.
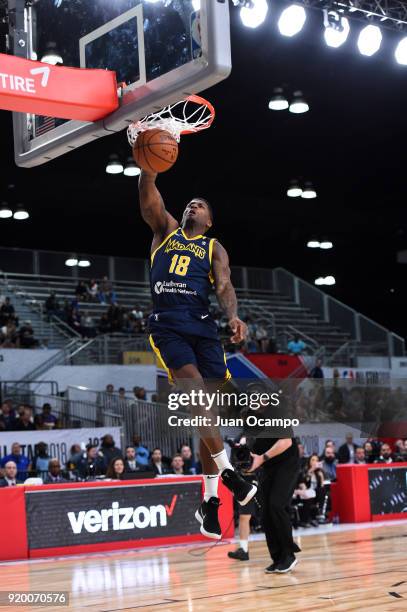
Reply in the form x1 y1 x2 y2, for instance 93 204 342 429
132 128 179 173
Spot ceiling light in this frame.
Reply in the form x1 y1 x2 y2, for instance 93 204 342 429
268 87 289 111
357 25 382 57
307 240 320 248
289 90 309 114
278 5 306 37
240 0 269 29
301 182 317 199
320 240 333 249
106 154 124 175
192 0 200 10
13 206 29 220
325 275 336 285
65 256 78 267
324 13 350 48
78 259 91 268
314 277 325 285
124 157 141 177
0 203 13 219
41 42 63 65
395 37 407 65
287 180 302 197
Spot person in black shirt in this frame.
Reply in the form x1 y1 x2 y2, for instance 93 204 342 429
249 436 301 574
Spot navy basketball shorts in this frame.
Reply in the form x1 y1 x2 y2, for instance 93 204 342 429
149 327 231 382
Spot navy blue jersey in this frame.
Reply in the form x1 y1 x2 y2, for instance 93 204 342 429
149 227 218 339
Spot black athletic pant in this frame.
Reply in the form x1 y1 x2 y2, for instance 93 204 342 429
260 455 301 563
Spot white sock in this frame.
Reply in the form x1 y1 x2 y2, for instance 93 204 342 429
239 540 248 553
203 475 219 501
211 449 233 473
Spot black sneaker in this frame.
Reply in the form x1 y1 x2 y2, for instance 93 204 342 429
264 563 279 574
228 547 249 561
275 555 298 573
195 497 221 540
220 469 257 506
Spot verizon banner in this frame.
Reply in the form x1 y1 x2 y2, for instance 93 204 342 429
25 481 201 549
0 428 121 466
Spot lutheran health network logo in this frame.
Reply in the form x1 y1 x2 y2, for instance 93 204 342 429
67 496 177 534
154 280 197 296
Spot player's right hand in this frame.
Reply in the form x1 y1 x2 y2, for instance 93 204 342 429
229 317 248 344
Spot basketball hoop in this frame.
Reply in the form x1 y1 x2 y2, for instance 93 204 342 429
127 94 215 147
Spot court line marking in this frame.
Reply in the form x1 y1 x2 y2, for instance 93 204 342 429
96 566 407 611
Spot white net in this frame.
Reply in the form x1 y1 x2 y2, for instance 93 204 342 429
127 95 214 147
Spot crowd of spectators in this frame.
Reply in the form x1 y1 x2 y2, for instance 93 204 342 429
292 434 407 528
44 280 151 340
0 430 202 486
0 401 59 432
0 296 39 349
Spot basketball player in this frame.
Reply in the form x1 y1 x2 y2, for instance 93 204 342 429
138 169 257 540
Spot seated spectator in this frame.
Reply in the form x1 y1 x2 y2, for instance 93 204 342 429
133 435 150 466
255 325 269 353
180 444 199 474
14 407 36 431
68 311 84 337
118 387 127 400
149 448 171 475
375 443 397 464
298 443 308 471
0 461 22 486
45 291 60 319
31 442 51 476
0 321 18 348
363 441 375 463
170 454 186 475
35 403 58 429
294 454 325 527
75 281 88 301
321 446 337 481
124 446 139 472
287 334 306 356
98 434 122 470
75 444 105 479
0 297 15 325
354 446 367 464
133 386 147 401
131 304 144 320
0 401 16 431
310 358 324 379
106 457 126 480
338 433 358 464
19 321 39 349
0 442 31 480
99 276 116 305
66 444 82 471
44 459 67 484
87 279 99 302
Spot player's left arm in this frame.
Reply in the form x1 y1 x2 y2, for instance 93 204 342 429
212 241 248 344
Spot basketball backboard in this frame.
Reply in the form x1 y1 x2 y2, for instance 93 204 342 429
8 0 231 168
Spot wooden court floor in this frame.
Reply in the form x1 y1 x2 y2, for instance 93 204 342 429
1 522 406 612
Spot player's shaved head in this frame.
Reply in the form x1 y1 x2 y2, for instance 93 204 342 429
191 197 213 222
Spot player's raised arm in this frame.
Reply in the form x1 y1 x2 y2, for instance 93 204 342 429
138 170 178 240
212 241 248 344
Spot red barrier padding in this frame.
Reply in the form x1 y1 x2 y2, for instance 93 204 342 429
246 354 308 378
0 486 28 560
0 53 118 121
0 476 234 561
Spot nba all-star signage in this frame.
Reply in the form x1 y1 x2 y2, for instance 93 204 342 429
25 480 201 549
0 428 121 466
0 53 118 120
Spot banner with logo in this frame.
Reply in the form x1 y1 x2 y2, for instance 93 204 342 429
25 480 201 549
0 427 121 466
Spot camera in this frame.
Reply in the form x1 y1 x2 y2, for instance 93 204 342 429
225 436 252 471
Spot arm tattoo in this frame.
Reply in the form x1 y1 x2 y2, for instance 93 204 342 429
216 280 238 321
